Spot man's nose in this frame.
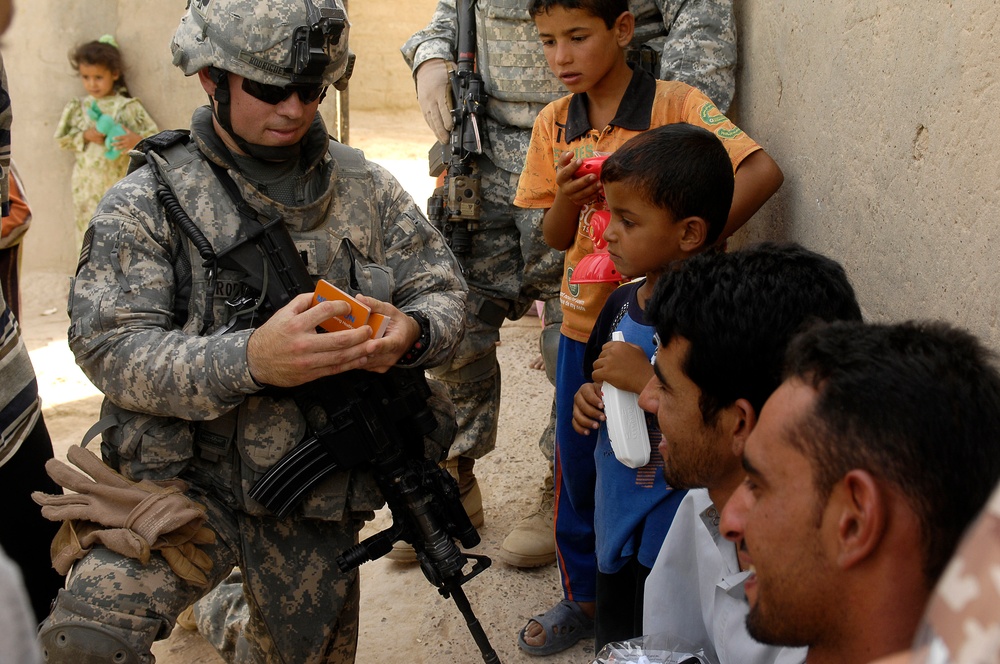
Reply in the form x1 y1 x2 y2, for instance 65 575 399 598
720 482 750 543
637 375 658 414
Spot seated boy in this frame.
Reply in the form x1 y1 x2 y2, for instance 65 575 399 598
513 0 784 654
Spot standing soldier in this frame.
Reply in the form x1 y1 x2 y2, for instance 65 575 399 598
402 0 736 654
36 1 466 662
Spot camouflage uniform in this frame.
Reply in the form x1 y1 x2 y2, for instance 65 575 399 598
44 96 466 664
910 481 1000 663
401 0 736 462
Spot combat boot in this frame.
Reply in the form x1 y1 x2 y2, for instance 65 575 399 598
385 456 483 562
497 461 555 567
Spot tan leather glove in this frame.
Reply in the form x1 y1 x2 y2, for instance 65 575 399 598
33 446 216 586
32 446 206 544
415 58 454 144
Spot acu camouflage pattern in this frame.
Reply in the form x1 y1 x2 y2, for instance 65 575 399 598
44 489 363 663
53 106 465 661
171 0 353 87
910 481 1000 663
400 0 735 459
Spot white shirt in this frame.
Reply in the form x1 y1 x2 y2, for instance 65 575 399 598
0 545 42 664
643 489 806 664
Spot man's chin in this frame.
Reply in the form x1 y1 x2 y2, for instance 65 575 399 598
745 604 806 649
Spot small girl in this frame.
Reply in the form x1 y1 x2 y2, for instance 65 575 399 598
54 35 158 249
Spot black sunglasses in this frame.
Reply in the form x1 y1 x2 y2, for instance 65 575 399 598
241 78 327 105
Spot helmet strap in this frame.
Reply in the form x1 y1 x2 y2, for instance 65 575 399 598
207 67 303 162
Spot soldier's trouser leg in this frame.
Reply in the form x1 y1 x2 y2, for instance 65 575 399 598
39 493 242 664
40 487 363 664
190 569 245 661
429 292 503 461
553 335 598 602
234 514 362 664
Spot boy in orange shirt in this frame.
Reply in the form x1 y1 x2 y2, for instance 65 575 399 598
513 0 784 654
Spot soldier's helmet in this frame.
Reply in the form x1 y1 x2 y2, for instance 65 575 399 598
171 0 354 90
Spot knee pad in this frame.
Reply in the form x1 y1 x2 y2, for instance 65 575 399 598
39 622 143 664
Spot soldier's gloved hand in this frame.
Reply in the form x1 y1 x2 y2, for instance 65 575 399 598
32 446 208 545
415 58 454 144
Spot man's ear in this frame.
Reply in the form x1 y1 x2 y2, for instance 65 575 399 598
198 68 216 96
831 469 886 569
728 398 757 458
678 216 709 253
614 11 636 47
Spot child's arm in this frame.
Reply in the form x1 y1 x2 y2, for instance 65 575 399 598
592 339 654 395
54 100 90 153
572 381 605 435
718 148 784 243
541 150 603 250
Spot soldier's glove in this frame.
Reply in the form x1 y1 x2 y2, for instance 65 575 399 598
32 446 216 586
415 58 454 145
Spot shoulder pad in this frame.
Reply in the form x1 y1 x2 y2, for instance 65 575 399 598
128 130 193 175
327 138 367 176
136 129 192 155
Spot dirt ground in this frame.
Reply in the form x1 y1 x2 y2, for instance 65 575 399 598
23 108 595 664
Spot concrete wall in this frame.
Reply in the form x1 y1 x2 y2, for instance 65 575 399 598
8 1 1000 348
730 1 1000 348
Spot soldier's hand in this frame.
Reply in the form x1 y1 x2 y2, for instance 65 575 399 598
415 58 454 144
354 295 422 373
246 293 372 387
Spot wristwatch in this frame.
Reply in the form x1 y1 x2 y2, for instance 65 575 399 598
398 311 431 366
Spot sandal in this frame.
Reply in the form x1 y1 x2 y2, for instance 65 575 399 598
517 600 594 656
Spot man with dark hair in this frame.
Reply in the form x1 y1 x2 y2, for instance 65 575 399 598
721 320 1000 664
638 242 861 664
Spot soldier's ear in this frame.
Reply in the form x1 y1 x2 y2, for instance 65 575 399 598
198 68 217 96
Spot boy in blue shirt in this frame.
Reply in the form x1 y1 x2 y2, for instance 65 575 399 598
570 122 735 649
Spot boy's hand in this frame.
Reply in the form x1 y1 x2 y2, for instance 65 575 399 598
555 150 602 208
593 340 654 395
573 381 605 435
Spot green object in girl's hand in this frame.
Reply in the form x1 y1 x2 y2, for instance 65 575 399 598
86 101 126 159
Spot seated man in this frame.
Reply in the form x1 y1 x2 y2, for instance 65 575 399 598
638 242 862 663
721 320 1000 664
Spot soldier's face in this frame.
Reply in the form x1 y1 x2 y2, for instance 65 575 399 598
203 71 321 155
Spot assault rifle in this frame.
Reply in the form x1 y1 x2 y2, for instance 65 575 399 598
151 148 502 663
426 0 487 258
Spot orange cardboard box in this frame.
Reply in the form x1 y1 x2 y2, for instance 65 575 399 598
311 280 390 339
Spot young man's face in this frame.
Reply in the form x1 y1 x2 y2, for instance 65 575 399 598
203 71 322 156
720 378 837 648
534 7 629 95
603 180 688 280
639 336 736 490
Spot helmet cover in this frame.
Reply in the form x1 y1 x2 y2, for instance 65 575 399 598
171 0 352 88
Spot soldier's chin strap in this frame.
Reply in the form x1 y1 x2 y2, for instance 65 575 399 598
208 67 303 162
